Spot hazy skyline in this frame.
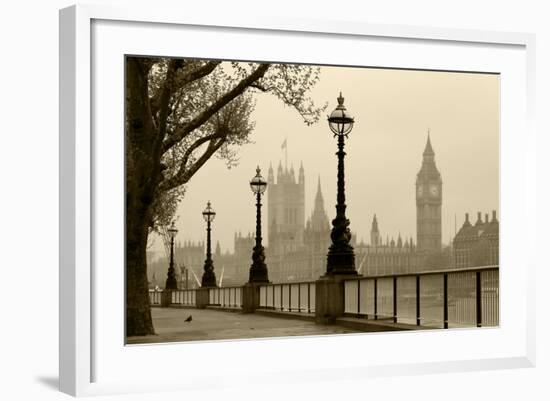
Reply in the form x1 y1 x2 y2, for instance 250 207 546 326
148 63 499 259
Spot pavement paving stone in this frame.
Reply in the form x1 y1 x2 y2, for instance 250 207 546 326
127 307 361 344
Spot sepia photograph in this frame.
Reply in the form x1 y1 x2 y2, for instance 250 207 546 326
125 56 499 345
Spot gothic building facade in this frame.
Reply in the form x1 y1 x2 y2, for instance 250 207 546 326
453 211 499 268
266 166 335 282
267 162 305 256
355 217 423 276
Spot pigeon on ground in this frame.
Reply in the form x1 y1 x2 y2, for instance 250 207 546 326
184 315 192 323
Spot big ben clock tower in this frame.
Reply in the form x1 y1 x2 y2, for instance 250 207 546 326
416 134 442 253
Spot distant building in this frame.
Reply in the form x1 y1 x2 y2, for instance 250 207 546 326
453 211 499 268
276 175 333 281
221 232 254 284
267 162 305 255
355 217 422 276
173 233 255 287
266 164 334 282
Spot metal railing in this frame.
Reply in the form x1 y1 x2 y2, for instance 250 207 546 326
258 282 316 313
343 265 499 328
171 289 197 306
209 286 243 308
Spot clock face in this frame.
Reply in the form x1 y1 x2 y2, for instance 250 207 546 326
430 185 439 196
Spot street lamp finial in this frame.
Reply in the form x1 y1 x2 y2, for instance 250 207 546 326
337 92 344 106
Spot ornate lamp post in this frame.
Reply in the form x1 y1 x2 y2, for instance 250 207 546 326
326 93 357 275
248 166 269 283
165 221 179 289
201 201 218 287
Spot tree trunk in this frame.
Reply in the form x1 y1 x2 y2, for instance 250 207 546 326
125 58 158 336
126 200 154 336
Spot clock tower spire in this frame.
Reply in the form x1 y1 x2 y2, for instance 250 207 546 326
416 133 442 253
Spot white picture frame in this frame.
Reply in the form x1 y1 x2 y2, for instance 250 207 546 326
59 4 536 397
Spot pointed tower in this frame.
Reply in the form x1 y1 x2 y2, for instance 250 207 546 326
310 176 329 231
304 176 330 254
268 162 274 185
277 161 283 182
416 133 442 253
370 214 380 246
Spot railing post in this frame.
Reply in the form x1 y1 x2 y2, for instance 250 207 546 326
308 283 311 313
393 277 397 323
416 275 421 326
195 288 210 309
374 278 378 320
357 279 361 316
289 284 292 312
280 285 283 311
476 271 482 327
298 284 301 313
443 273 449 329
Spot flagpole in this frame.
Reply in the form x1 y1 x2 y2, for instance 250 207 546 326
285 137 288 171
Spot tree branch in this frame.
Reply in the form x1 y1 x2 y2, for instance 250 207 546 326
180 60 221 86
150 60 219 118
250 82 271 92
159 136 227 192
176 130 226 176
162 63 270 153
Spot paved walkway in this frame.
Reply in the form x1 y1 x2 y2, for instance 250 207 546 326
127 307 360 344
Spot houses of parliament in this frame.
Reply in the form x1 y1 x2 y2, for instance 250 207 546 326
148 136 499 288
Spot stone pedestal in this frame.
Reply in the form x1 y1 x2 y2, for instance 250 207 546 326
242 283 261 313
195 288 210 309
160 290 172 307
315 275 349 324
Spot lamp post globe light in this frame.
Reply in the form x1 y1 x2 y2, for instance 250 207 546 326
249 166 269 283
201 201 218 288
326 93 357 275
165 221 179 290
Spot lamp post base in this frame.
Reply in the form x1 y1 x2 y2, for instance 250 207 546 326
326 249 357 276
248 244 269 283
201 270 217 288
248 266 269 283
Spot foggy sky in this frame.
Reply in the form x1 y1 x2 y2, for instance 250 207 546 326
149 64 499 258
